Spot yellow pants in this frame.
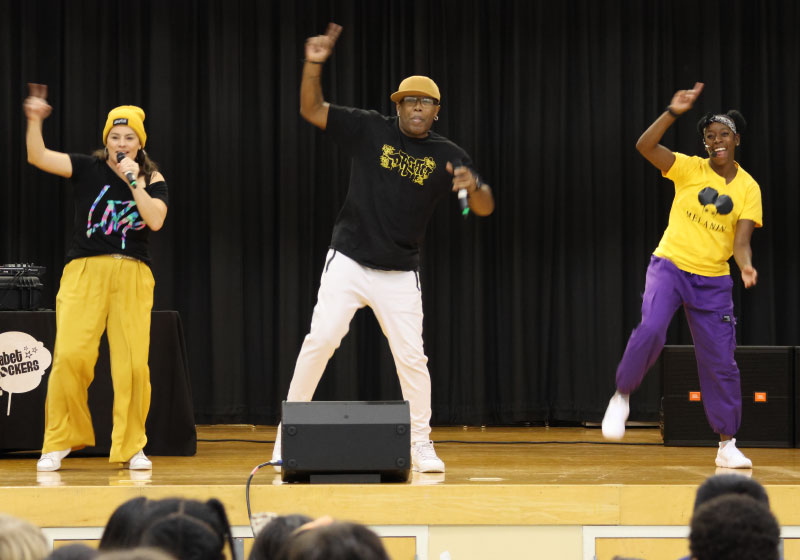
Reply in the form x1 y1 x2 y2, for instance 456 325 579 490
42 255 154 463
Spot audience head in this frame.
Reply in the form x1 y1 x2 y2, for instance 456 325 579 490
100 498 154 551
689 494 780 560
280 520 390 560
693 473 769 511
45 544 98 560
138 498 235 560
95 548 176 560
248 514 312 560
0 513 49 560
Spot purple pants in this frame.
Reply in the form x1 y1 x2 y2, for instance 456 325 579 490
616 256 741 435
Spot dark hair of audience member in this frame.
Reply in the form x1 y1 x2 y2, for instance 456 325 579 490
45 543 99 560
95 547 177 560
0 512 50 560
693 473 769 512
138 498 235 560
99 497 153 551
280 521 390 560
248 515 312 560
689 494 780 560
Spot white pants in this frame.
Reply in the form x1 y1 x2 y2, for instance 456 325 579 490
285 249 432 442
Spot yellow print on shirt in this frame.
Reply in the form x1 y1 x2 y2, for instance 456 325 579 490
380 145 436 185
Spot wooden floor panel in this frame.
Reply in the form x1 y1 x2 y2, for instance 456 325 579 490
2 426 799 527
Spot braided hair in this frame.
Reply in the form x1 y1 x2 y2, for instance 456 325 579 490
139 498 236 560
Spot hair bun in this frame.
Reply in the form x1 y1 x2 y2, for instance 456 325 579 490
726 110 747 134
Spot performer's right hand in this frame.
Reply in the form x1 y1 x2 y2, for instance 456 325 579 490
305 22 342 63
23 83 52 121
667 82 704 116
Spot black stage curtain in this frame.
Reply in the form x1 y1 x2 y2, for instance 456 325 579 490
2 0 798 425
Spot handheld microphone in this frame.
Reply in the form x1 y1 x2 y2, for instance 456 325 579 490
453 159 469 217
116 152 137 188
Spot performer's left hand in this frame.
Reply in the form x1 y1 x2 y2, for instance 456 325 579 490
447 161 477 195
741 265 757 288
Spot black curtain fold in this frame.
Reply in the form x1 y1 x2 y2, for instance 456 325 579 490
2 0 798 426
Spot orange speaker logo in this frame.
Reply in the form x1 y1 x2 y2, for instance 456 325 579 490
689 391 701 402
754 392 767 403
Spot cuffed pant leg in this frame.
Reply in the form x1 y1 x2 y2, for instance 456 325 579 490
684 274 740 436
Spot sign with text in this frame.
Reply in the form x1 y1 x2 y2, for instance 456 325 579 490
0 331 52 415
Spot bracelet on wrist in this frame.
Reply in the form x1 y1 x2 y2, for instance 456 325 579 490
472 175 483 195
665 106 679 118
304 59 324 65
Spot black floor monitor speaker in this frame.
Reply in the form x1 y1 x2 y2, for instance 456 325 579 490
662 346 795 447
280 400 411 483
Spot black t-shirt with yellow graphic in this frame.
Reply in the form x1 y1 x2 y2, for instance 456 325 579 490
326 105 473 271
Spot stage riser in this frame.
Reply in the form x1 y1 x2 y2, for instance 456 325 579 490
2 425 800 560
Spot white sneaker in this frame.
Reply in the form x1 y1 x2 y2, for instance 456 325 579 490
37 448 71 472
601 391 629 440
127 450 152 470
715 438 752 469
411 441 445 473
271 426 282 472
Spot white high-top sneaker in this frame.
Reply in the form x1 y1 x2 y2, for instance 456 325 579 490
601 391 630 440
411 440 445 473
715 438 752 469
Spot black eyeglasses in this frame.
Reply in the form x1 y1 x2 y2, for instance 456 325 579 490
401 96 439 106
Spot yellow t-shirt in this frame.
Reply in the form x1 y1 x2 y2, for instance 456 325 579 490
653 153 762 276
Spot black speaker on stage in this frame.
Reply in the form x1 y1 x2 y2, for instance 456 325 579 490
280 400 410 483
662 346 795 447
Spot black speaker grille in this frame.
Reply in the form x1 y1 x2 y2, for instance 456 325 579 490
662 346 795 447
280 401 411 483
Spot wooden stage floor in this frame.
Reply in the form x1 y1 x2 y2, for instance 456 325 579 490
2 425 800 559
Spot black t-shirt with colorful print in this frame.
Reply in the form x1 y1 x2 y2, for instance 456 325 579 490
326 105 473 271
65 154 169 266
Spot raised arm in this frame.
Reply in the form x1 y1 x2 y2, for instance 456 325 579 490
24 83 72 178
733 219 757 288
635 82 704 173
299 23 342 130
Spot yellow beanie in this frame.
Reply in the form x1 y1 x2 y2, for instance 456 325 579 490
102 105 147 147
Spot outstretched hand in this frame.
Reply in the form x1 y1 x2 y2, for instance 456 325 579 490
305 23 342 63
23 83 52 120
668 82 704 115
446 161 477 193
